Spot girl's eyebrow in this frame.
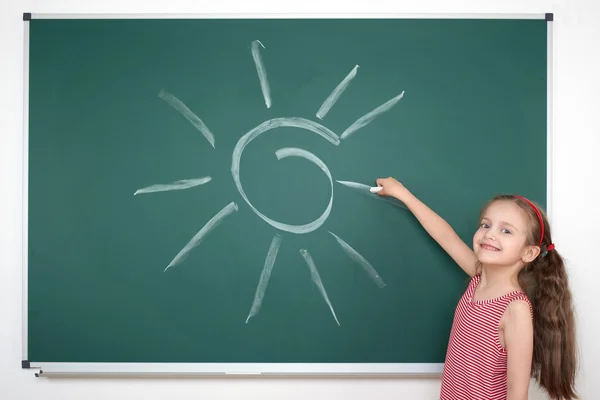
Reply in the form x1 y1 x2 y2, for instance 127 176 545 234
500 221 519 231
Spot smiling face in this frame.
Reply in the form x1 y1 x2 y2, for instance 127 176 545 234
473 200 538 268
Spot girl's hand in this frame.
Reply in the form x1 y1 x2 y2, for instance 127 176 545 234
375 177 408 200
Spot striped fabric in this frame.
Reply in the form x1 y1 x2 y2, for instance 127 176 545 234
440 274 533 400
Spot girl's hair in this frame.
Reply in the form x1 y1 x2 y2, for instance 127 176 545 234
476 195 578 399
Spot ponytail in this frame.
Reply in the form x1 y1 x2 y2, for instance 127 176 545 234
519 247 578 399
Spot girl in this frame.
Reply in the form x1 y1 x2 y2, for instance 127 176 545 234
375 177 577 400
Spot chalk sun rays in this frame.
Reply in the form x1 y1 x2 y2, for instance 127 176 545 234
244 232 386 325
135 38 404 325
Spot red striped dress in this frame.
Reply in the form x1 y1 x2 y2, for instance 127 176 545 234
440 274 533 400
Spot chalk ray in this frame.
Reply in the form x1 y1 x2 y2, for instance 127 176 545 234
251 40 272 109
134 177 211 195
300 249 340 326
246 234 283 323
341 91 405 140
316 65 359 120
329 231 386 288
164 202 238 272
336 180 408 210
158 89 216 148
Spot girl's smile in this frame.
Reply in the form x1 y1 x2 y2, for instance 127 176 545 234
480 243 500 251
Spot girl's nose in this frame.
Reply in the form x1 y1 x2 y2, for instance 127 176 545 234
484 229 496 240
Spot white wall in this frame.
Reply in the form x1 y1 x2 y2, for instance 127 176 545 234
1 0 598 399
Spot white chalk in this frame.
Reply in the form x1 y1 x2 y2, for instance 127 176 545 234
370 186 383 193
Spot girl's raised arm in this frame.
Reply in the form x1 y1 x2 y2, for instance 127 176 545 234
376 177 478 276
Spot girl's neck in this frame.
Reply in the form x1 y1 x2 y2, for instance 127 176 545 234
480 263 522 290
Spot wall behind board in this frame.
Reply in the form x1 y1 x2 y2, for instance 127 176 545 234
1 0 598 400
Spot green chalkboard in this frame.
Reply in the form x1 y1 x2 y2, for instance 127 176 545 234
24 14 549 375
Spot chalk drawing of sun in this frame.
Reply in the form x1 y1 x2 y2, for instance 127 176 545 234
135 39 405 325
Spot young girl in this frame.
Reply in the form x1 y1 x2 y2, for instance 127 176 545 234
375 177 578 400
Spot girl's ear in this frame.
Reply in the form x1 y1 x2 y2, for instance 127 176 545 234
522 245 541 263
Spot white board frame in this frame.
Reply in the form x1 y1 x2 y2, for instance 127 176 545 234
21 12 554 378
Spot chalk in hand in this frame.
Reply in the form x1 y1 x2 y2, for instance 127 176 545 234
370 186 383 193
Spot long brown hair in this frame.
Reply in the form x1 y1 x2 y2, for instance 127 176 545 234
477 195 578 399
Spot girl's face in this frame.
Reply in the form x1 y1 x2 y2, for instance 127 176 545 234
472 200 538 267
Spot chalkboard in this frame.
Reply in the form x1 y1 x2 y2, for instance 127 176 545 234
23 13 551 376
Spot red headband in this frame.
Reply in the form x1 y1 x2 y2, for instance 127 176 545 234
514 195 555 253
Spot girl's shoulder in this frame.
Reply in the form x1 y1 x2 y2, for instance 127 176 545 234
504 290 533 318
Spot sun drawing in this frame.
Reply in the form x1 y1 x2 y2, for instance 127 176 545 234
134 39 405 326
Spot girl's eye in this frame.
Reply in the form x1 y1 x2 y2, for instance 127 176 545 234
502 229 512 234
480 223 490 228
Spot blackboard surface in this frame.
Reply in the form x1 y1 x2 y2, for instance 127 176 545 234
24 15 549 374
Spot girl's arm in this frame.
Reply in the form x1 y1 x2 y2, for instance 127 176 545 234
375 177 478 276
503 300 534 400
